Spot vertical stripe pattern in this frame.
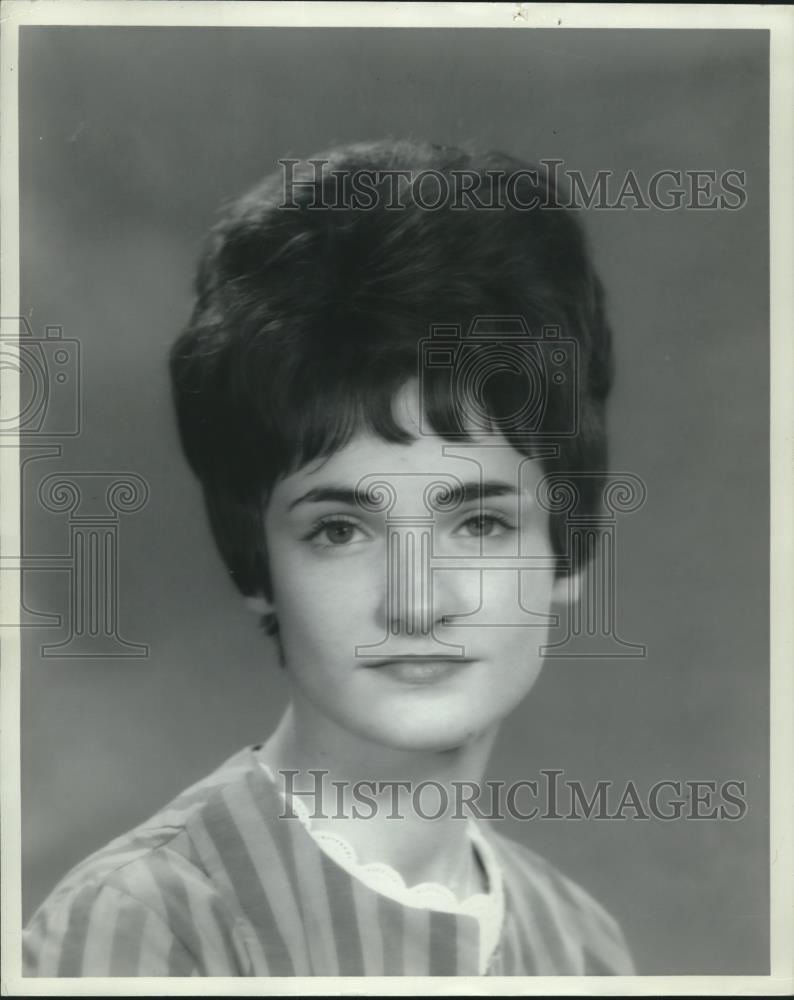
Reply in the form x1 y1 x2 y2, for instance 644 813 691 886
23 745 634 977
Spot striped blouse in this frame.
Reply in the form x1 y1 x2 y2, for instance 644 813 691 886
23 744 634 977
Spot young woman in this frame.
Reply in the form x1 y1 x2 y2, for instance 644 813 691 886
23 140 633 977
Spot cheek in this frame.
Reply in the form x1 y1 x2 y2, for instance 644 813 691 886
270 552 377 636
519 564 556 601
480 563 556 610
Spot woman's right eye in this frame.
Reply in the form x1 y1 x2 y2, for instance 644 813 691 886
306 517 369 548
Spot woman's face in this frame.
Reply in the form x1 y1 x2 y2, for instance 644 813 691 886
263 380 567 754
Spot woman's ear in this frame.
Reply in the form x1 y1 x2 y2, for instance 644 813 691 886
551 569 582 607
244 593 274 615
245 592 281 644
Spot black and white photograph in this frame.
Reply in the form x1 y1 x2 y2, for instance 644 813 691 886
1 1 791 994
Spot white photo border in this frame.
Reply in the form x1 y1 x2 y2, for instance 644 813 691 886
1 2 791 995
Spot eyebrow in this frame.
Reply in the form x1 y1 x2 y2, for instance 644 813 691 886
287 480 518 511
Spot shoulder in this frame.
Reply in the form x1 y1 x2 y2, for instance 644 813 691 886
483 825 635 975
23 746 260 977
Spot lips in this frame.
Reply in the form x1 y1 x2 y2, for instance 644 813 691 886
362 657 476 685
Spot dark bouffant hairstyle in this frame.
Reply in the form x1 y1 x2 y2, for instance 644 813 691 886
169 139 614 616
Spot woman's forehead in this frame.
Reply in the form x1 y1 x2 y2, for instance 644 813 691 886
272 429 542 509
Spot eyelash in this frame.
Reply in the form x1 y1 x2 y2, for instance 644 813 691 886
454 511 515 538
305 511 515 549
305 515 369 549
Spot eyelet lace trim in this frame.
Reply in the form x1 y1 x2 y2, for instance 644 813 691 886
257 759 504 972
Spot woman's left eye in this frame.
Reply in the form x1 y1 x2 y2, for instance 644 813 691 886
454 513 513 538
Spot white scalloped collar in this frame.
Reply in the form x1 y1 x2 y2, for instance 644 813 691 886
256 757 505 974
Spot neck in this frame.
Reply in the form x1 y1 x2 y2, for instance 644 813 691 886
260 698 499 896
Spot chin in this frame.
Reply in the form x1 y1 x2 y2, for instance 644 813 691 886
362 716 494 754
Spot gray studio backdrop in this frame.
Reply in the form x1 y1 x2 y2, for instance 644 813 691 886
18 27 769 975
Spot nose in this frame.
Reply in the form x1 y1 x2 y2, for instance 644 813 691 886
380 519 469 639
384 522 434 637
354 471 469 659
